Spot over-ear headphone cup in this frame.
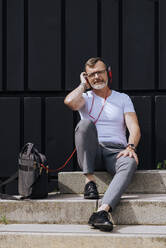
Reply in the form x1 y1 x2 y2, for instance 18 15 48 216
107 66 112 83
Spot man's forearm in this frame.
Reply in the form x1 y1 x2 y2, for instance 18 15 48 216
127 125 141 148
64 84 86 110
125 112 141 148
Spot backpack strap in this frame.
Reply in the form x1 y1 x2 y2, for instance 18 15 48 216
0 171 18 200
20 143 34 157
0 171 18 189
0 193 18 200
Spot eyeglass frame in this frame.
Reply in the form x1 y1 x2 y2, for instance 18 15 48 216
86 69 107 79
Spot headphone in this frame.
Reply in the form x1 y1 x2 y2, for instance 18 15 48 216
84 58 112 89
107 65 112 84
98 58 112 84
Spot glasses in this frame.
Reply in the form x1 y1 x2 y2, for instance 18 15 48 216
87 69 106 79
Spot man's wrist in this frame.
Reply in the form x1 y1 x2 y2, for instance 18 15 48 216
80 82 87 92
126 143 136 152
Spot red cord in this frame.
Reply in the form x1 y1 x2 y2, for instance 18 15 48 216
94 97 107 124
88 95 95 116
43 91 108 172
41 148 76 172
88 93 108 124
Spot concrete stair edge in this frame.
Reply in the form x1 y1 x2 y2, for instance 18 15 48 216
0 224 166 248
1 194 166 225
58 170 166 194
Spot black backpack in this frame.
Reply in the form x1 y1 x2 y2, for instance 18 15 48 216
0 143 49 200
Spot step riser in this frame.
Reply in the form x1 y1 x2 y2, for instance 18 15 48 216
0 233 166 248
1 196 166 225
58 171 166 194
111 201 166 225
0 200 96 224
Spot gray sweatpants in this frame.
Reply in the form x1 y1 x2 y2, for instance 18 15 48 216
75 119 137 211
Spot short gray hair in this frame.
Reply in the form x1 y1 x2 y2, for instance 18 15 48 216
84 57 106 71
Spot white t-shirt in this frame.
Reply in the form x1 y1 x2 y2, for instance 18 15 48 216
78 90 135 146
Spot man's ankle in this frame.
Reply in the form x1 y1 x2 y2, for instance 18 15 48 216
97 204 110 212
85 174 95 184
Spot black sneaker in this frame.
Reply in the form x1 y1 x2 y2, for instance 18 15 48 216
84 181 99 199
88 210 113 232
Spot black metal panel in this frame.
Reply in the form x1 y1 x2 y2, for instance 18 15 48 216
155 96 166 164
45 98 74 173
28 0 61 91
102 0 119 90
0 98 20 177
123 0 155 90
1 0 166 177
132 96 152 169
24 98 42 150
6 0 24 90
0 179 3 193
0 0 3 90
66 0 97 90
159 0 166 89
5 180 18 195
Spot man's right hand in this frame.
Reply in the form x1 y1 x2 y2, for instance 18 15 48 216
64 73 88 111
116 148 139 165
80 72 91 89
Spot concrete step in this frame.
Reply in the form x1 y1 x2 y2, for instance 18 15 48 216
1 193 166 225
58 170 166 194
0 224 166 248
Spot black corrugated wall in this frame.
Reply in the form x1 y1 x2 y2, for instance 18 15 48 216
0 0 166 194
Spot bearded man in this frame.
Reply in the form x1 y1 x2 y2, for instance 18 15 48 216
64 57 141 232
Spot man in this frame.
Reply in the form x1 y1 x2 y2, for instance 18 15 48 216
64 57 141 232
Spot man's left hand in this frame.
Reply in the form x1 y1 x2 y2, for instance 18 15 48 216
116 148 139 165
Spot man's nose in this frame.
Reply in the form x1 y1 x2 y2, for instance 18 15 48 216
94 72 99 78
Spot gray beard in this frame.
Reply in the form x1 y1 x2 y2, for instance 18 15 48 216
91 80 108 90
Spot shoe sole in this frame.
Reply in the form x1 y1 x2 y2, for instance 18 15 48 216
84 195 99 199
84 193 99 199
93 223 113 232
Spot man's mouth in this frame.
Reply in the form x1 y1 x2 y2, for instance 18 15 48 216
93 80 104 84
90 80 108 90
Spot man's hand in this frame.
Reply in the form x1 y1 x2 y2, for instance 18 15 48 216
116 147 139 165
64 72 90 111
80 72 91 89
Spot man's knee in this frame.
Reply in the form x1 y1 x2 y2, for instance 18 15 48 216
75 119 96 134
117 156 137 173
125 157 137 173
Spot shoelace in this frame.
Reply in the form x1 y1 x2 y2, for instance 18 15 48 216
98 211 109 221
87 182 97 192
